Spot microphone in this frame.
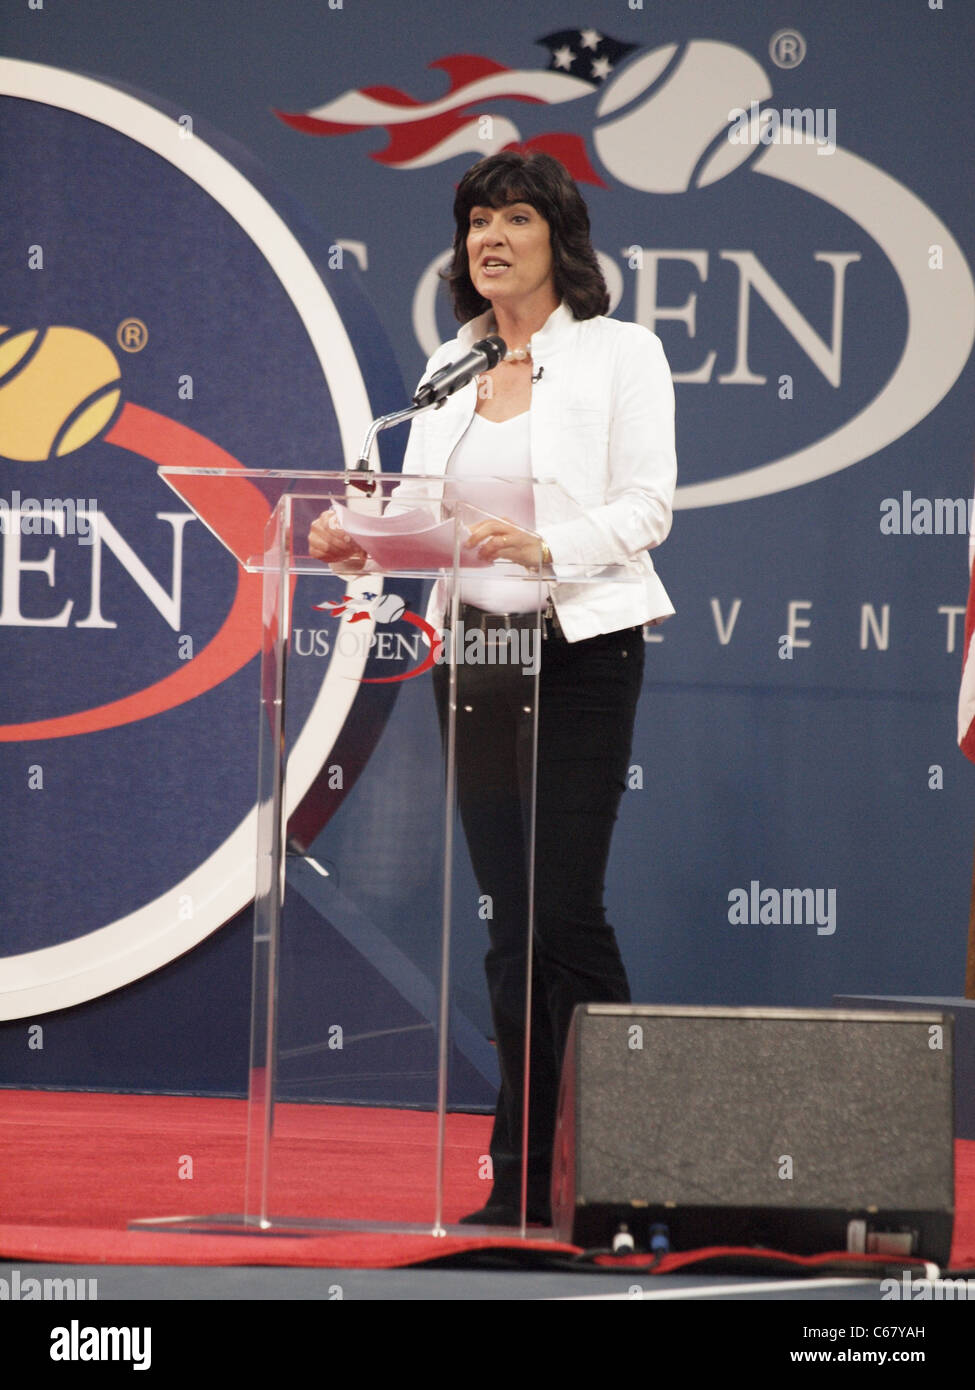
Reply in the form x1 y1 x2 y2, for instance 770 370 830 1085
349 334 507 493
413 335 506 409
531 365 544 384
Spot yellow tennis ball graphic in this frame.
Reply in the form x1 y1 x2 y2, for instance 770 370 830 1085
0 326 123 462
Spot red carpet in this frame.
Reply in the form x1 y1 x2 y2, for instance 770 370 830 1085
1 1089 973 1270
0 1090 571 1267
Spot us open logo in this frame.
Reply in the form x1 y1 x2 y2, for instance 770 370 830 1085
281 30 975 508
0 59 405 1018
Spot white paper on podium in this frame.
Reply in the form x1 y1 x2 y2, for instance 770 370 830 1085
331 501 494 571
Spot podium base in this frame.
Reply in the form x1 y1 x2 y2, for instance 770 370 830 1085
127 1212 546 1239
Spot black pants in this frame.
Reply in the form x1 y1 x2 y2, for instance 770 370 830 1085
433 613 644 1214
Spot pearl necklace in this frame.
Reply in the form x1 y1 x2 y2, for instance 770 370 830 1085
504 345 531 362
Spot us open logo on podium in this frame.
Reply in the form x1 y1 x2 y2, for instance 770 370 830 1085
0 60 403 1017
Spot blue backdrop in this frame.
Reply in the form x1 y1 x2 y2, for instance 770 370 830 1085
1 0 973 1104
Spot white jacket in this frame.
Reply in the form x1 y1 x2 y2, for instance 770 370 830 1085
396 301 677 643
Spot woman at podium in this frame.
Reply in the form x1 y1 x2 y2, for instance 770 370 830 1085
309 150 676 1226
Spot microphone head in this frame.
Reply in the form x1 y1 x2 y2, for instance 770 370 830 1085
475 334 507 369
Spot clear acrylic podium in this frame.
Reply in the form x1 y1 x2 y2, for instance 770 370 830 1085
132 465 640 1238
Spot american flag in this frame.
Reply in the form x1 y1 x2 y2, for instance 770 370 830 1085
274 29 638 186
959 494 975 761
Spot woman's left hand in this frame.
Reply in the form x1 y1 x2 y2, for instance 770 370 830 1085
466 517 544 569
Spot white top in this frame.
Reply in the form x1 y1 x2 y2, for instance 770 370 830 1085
444 409 542 613
398 301 677 642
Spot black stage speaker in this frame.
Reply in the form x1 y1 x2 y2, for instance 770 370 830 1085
551 1005 954 1262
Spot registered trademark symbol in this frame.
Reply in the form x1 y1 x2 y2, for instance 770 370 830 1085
116 317 148 352
769 29 806 69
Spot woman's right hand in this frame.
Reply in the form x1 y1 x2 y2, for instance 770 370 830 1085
308 510 369 571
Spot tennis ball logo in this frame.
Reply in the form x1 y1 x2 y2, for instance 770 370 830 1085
594 40 773 194
0 326 122 462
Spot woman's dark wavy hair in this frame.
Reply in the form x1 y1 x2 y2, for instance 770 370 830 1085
444 150 609 323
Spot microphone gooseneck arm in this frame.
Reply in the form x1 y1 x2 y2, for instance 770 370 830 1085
351 334 506 488
353 401 430 475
